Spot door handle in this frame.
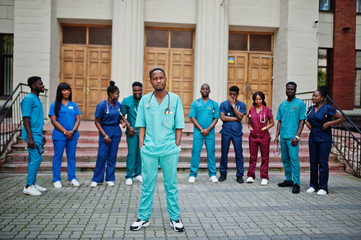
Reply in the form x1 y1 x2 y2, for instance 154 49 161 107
248 84 254 94
87 77 90 94
241 84 247 93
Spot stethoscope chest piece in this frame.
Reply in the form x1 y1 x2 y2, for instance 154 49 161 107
146 103 150 108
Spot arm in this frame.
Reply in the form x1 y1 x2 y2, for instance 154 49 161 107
23 117 35 148
95 117 111 143
50 115 72 139
176 128 182 146
232 105 245 121
248 116 254 131
220 112 239 122
322 112 345 130
262 117 274 131
138 127 145 149
274 120 281 144
291 120 305 146
190 117 203 131
202 118 218 136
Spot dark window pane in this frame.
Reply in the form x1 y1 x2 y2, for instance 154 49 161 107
356 51 361 68
320 0 331 11
89 27 112 45
1 35 13 96
358 0 361 13
171 30 193 49
63 26 86 44
146 29 168 48
318 49 327 67
250 34 271 52
355 70 361 106
229 33 247 51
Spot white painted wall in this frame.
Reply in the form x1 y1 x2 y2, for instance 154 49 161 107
0 0 14 33
49 0 60 108
318 12 333 48
356 15 361 49
56 0 112 21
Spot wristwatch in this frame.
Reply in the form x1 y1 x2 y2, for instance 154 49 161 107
295 135 301 140
177 145 182 150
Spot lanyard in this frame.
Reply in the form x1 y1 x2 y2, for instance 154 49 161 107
146 91 171 114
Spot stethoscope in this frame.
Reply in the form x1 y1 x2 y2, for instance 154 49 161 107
146 91 171 114
248 106 266 123
196 99 216 114
106 98 122 116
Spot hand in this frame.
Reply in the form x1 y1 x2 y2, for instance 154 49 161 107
305 121 312 130
261 127 266 131
229 97 236 106
43 136 46 145
139 144 143 150
121 122 126 128
128 126 136 137
104 135 111 144
291 137 299 146
27 137 35 148
322 122 330 131
64 131 74 139
201 128 210 136
274 136 279 145
249 126 254 131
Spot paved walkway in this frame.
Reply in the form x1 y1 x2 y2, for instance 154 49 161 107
0 172 361 240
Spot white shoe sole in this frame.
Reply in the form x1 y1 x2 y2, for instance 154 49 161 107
130 221 150 231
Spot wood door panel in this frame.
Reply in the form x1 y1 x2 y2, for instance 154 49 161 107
144 48 169 94
228 52 248 106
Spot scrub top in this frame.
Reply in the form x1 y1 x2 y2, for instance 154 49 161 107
307 104 336 142
248 106 273 140
95 100 122 137
48 101 81 141
121 95 142 135
219 100 247 137
276 98 307 139
21 93 44 141
135 91 185 157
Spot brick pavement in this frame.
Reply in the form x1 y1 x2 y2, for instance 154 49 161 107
0 172 361 240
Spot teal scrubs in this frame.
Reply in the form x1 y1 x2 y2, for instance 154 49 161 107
135 91 185 222
276 98 307 185
189 98 220 177
121 95 142 180
21 93 44 186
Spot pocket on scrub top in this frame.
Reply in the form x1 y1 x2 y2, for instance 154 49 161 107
162 113 175 129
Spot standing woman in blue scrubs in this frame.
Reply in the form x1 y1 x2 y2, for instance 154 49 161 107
49 83 81 188
91 81 131 187
305 86 344 195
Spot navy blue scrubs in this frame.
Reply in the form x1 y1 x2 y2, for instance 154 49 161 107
92 100 122 183
307 104 336 193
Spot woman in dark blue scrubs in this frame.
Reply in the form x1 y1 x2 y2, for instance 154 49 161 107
49 83 81 188
91 81 131 187
305 86 344 195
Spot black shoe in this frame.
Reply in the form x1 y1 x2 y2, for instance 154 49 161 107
278 180 294 187
218 175 227 182
236 177 244 184
292 184 300 194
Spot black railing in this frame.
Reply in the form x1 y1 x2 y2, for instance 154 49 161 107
0 83 47 158
297 92 361 177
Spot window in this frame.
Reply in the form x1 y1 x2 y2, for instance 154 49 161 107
228 32 272 52
145 29 193 49
355 51 361 107
229 33 247 51
62 26 112 45
0 34 13 97
318 49 329 88
357 0 361 13
320 0 332 11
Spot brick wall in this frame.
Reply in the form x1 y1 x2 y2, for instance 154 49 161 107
330 0 356 110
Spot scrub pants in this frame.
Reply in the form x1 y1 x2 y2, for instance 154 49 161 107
52 139 78 182
247 137 270 180
190 137 216 177
125 133 141 179
220 133 244 177
309 138 332 192
138 152 179 222
26 138 43 186
280 138 301 185
92 131 121 183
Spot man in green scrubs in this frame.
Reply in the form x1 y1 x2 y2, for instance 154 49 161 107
121 82 143 186
130 67 185 232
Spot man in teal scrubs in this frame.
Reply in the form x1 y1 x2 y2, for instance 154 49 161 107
188 84 219 183
130 67 185 232
275 82 306 194
21 76 47 196
121 82 143 186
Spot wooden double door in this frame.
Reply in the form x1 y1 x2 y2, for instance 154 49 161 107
228 52 273 111
60 46 111 120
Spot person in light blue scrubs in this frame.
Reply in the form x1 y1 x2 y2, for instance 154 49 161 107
49 83 81 189
275 82 306 194
188 83 219 183
130 67 185 232
90 81 131 187
21 76 47 196
121 81 143 186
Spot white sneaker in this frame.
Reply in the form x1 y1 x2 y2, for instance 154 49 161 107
130 218 150 231
107 181 114 186
53 181 62 189
306 187 316 193
70 179 80 187
133 175 143 183
90 181 97 187
261 179 268 185
170 220 184 232
34 184 47 192
246 177 255 183
126 178 133 185
23 185 41 196
209 176 218 183
188 176 196 183
317 189 328 195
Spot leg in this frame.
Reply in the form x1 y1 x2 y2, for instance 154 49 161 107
318 140 332 192
65 138 78 181
159 154 180 221
52 140 66 182
233 135 244 177
205 138 216 177
92 136 110 183
106 134 121 182
287 139 301 186
247 138 259 179
309 139 319 190
189 138 204 177
125 133 138 179
138 153 159 221
220 133 232 176
280 138 292 182
26 140 43 186
259 138 270 180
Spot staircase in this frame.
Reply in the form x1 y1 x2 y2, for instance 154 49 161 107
1 121 345 174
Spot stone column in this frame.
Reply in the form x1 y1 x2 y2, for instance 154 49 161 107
112 0 144 98
194 0 228 104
